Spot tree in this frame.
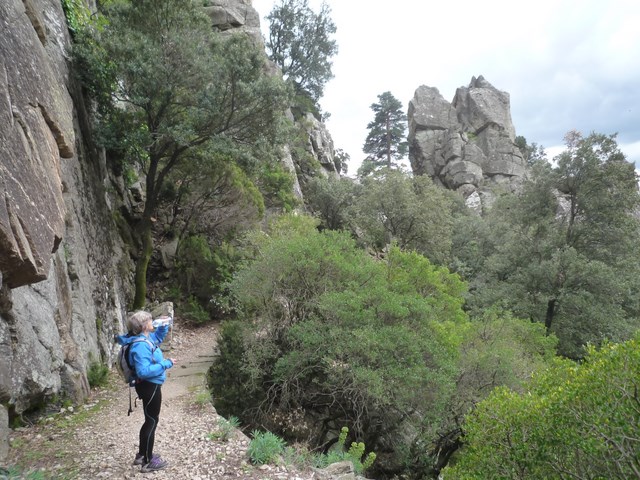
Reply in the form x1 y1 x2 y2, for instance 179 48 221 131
353 170 455 265
360 92 408 175
265 0 338 105
210 215 468 476
515 135 547 166
444 334 640 479
304 175 359 231
411 308 557 478
456 131 640 358
76 0 292 308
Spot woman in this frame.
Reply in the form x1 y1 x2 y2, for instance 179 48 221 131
117 310 176 473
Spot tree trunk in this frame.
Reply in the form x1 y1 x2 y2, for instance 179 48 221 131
132 218 153 309
545 298 557 334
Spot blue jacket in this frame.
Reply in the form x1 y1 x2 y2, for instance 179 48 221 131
116 324 173 384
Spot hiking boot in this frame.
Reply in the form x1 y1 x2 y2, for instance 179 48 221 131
141 454 168 473
133 453 145 466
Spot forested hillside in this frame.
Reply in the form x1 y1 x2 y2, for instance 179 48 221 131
2 0 639 479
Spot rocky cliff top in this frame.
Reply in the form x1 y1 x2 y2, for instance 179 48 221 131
408 75 527 213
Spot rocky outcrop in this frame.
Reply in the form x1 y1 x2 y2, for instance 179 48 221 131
0 0 133 461
408 76 527 212
204 1 340 190
204 0 263 47
295 112 341 179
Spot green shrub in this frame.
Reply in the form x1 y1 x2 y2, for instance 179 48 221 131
207 416 241 442
183 296 210 324
315 427 376 474
247 430 286 465
60 0 91 36
87 362 109 388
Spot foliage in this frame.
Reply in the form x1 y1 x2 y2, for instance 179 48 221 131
334 148 350 175
212 220 468 474
412 308 557 477
359 92 408 175
87 362 109 388
266 0 338 105
514 135 547 166
161 148 266 245
183 296 210 325
207 416 241 442
353 169 455 264
304 175 359 231
74 0 292 308
258 162 299 212
208 320 264 418
60 0 92 37
193 389 212 407
456 131 640 358
444 333 640 479
247 430 287 465
172 235 241 321
0 466 47 480
316 427 376 474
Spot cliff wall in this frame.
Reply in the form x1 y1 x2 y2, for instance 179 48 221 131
0 0 134 459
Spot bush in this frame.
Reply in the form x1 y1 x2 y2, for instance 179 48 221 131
207 416 240 442
183 295 210 324
215 221 466 474
87 362 109 388
247 430 286 465
445 334 640 479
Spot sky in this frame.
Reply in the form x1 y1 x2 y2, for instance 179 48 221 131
251 0 640 174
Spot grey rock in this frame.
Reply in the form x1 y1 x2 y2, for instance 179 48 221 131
204 0 263 47
408 75 527 208
1 0 133 453
0 0 74 288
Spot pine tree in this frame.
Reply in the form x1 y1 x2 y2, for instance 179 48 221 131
360 91 408 176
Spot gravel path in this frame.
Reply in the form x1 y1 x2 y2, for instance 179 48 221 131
7 323 319 479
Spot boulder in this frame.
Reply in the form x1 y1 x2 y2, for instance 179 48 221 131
203 0 263 47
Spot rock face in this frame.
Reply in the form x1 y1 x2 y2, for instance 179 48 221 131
296 112 341 179
0 0 133 461
0 0 74 289
408 76 526 211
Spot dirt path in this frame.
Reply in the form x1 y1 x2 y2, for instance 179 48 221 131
7 322 316 479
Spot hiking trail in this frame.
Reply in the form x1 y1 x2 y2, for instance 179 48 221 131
7 322 317 479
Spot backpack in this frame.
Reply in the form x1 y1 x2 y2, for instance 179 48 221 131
117 337 157 384
116 337 157 415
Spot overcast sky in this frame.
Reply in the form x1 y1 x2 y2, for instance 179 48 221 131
251 0 640 174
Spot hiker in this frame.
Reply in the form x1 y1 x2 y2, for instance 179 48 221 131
116 310 177 473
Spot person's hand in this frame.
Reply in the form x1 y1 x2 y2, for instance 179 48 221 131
169 358 177 366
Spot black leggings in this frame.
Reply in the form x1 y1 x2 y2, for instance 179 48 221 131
135 381 162 463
